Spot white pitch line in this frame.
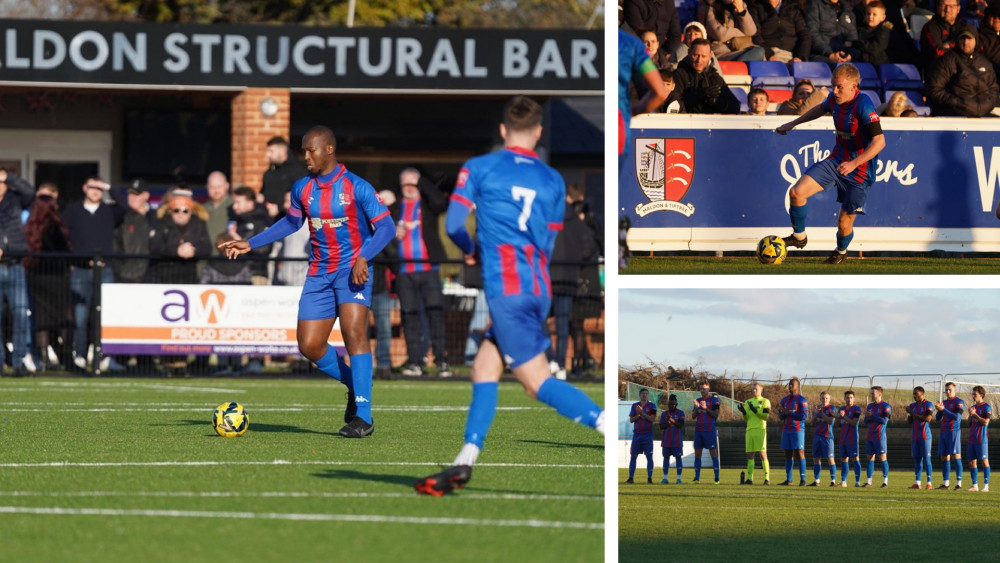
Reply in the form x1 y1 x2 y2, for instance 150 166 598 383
25 381 245 394
0 460 602 469
0 506 604 530
0 406 542 413
0 490 603 502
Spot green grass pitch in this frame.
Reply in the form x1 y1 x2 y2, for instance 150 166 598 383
0 378 603 563
619 468 995 560
622 255 1000 275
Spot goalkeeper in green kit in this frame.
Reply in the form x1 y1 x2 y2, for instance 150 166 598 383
739 382 771 485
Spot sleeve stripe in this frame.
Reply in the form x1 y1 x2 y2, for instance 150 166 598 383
371 210 390 223
450 194 473 208
548 222 563 231
286 205 302 218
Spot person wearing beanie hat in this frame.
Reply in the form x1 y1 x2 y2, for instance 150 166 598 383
149 187 212 284
979 3 1000 77
926 25 999 116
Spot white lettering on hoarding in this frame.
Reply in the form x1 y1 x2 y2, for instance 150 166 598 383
973 146 1000 213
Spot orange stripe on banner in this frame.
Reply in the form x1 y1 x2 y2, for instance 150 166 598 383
102 327 343 343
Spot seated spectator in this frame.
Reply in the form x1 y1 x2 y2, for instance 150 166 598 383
777 78 829 114
705 0 766 62
979 3 1000 78
230 186 272 285
920 0 976 70
878 90 915 115
807 0 860 63
676 22 723 74
856 1 893 66
674 38 742 114
746 87 770 114
149 189 211 284
926 29 1000 116
656 67 685 112
625 0 682 65
639 29 669 68
750 0 812 62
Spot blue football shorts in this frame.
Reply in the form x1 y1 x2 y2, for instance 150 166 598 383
298 267 373 320
804 158 873 215
839 442 859 459
911 438 933 459
631 433 653 456
938 431 961 456
662 445 684 458
967 441 988 461
812 436 835 459
694 430 718 450
781 429 805 450
484 294 551 369
866 437 887 456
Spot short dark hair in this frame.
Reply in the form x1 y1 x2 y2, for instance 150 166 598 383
37 181 58 194
233 186 257 202
304 126 337 150
793 78 815 95
567 183 585 200
946 381 956 389
900 109 919 117
973 385 986 397
690 37 712 50
503 96 543 132
658 66 674 83
914 386 925 394
844 390 855 397
266 136 288 147
871 386 883 393
639 388 649 395
749 87 768 101
866 0 886 10
84 174 105 184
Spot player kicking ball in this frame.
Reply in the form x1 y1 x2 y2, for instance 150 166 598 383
775 64 886 264
414 97 605 496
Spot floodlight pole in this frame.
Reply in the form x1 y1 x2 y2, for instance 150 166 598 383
347 0 357 27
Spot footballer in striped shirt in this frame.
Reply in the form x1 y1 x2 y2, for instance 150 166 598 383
935 381 965 489
810 391 838 486
838 390 863 487
864 386 892 487
691 382 721 484
659 394 686 484
777 377 809 485
906 386 934 489
966 386 991 492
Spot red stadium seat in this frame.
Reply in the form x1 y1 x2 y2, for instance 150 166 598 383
719 61 748 75
763 89 793 104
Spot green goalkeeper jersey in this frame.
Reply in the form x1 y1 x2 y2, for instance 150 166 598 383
743 396 770 431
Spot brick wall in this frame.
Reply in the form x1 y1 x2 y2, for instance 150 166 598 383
231 88 290 191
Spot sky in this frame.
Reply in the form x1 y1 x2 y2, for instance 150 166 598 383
619 289 1000 387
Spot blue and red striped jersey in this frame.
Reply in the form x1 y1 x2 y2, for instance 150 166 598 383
865 401 891 442
288 164 390 276
660 409 685 448
449 147 565 300
969 403 991 445
938 397 965 432
909 400 934 441
398 199 434 273
819 90 880 183
815 404 837 438
839 404 862 446
779 394 809 432
630 401 656 435
693 395 721 432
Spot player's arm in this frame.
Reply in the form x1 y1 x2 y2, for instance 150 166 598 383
919 407 934 423
775 102 827 135
632 63 667 116
222 210 304 258
754 401 770 421
941 403 962 420
837 134 885 176
791 401 809 421
629 406 641 423
847 410 861 427
659 412 670 430
445 166 477 257
875 405 891 425
707 400 720 420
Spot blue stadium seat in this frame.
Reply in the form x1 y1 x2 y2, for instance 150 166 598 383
748 61 794 88
849 62 882 91
731 87 749 112
885 90 931 116
792 61 832 87
860 90 881 106
880 63 923 90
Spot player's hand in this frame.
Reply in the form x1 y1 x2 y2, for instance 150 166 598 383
351 256 370 285
905 405 912 414
837 160 859 176
775 123 794 135
464 253 477 266
935 401 944 410
218 240 251 259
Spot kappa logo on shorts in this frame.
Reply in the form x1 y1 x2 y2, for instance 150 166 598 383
633 137 696 218
354 292 366 301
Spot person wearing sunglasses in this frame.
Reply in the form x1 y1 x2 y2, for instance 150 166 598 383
149 189 211 285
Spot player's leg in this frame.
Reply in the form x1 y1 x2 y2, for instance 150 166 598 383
879 453 889 486
940 449 952 487
969 455 979 490
760 450 770 484
396 273 424 374
693 442 704 483
644 439 655 483
337 302 375 436
824 209 857 264
782 445 793 485
912 441 923 487
954 453 963 489
812 456 822 485
746 451 755 484
982 457 990 491
662 447 671 483
852 456 862 486
865 448 876 486
709 440 720 484
827 455 836 484
783 166 828 249
796 448 807 485
628 436 640 483
418 271 449 373
674 452 684 483
840 448 849 486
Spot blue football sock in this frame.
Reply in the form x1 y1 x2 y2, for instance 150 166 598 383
798 458 807 481
943 458 951 482
925 455 934 482
955 459 964 482
841 462 848 482
647 454 654 480
785 459 793 482
814 463 821 481
971 467 979 485
712 457 720 481
882 460 890 480
836 230 854 252
463 382 498 449
676 458 684 479
314 346 345 383
629 455 637 480
350 353 373 424
829 463 836 481
336 352 354 393
536 378 601 428
663 458 671 479
695 458 702 480
790 204 808 233
867 460 875 480
854 460 862 482
984 466 990 484
915 459 923 481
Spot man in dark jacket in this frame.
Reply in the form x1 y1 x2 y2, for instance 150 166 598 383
395 167 450 377
624 0 683 65
979 3 1000 78
926 30 1000 117
149 189 212 284
261 136 307 219
0 169 35 375
112 180 156 283
750 0 812 61
806 0 860 62
920 0 977 70
674 39 742 114
230 186 272 285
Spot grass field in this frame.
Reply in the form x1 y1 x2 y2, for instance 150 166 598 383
622 255 1000 274
0 377 604 563
619 468 994 560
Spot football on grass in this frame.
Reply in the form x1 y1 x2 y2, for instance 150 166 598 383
213 402 249 437
756 235 787 265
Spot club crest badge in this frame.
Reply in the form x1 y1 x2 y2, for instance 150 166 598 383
634 137 696 217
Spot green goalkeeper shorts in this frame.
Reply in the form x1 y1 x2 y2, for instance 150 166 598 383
746 428 766 452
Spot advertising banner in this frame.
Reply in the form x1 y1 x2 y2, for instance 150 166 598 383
101 283 341 356
622 115 1000 251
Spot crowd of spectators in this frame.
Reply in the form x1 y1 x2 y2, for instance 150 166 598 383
621 0 1000 117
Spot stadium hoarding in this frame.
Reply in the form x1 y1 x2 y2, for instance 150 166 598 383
101 283 342 356
622 115 1000 252
0 19 601 94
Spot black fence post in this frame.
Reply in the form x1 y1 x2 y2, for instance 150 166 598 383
91 251 104 376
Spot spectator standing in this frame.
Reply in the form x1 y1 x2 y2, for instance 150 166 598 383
395 168 450 378
807 0 860 63
926 30 1000 116
203 171 234 252
674 39 742 114
548 184 591 380
978 3 1000 78
777 78 829 114
750 0 812 62
24 183 69 369
920 0 977 70
705 0 766 62
61 175 125 370
624 0 682 65
262 136 308 219
856 1 893 66
569 187 603 378
149 189 211 284
0 169 35 375
230 186 272 285
112 180 155 284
